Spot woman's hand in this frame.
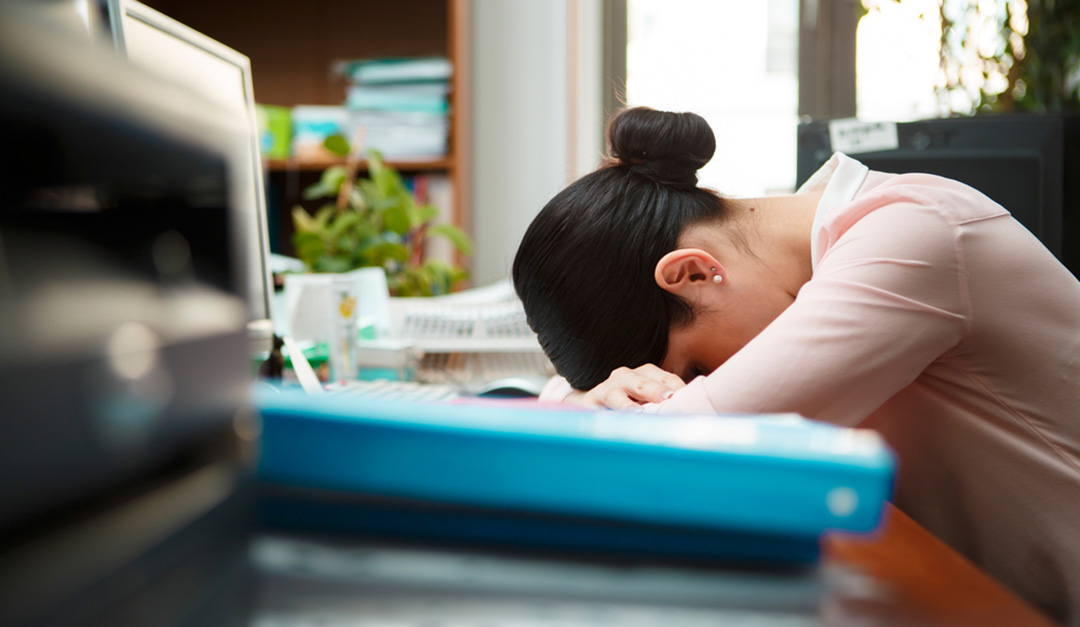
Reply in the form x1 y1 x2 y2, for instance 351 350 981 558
564 364 687 411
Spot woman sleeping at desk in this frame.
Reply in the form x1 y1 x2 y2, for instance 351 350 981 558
511 106 1080 623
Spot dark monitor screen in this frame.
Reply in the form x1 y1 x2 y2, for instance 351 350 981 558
796 115 1067 260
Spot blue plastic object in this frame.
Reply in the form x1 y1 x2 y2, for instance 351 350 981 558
254 390 894 562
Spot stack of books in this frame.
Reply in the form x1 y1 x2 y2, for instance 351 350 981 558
255 390 896 565
289 105 350 162
340 57 451 161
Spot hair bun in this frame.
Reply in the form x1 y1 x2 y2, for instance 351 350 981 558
608 107 715 187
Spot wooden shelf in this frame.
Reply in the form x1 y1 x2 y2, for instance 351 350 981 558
141 0 470 263
266 157 454 173
140 0 450 107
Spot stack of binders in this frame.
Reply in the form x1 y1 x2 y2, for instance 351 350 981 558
254 390 895 566
340 57 452 161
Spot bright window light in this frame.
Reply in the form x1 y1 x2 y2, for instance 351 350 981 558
626 0 800 197
856 0 945 121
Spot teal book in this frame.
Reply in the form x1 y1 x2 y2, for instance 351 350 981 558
342 57 452 85
254 390 895 563
345 83 449 114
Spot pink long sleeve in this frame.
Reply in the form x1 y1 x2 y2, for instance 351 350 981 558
650 193 969 425
539 374 575 403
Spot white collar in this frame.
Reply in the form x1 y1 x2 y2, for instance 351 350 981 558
798 152 869 267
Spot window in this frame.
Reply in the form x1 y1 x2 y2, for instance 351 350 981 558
626 0 800 196
856 0 945 121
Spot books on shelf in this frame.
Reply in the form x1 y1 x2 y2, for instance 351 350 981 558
345 82 449 114
348 110 448 162
284 106 449 164
338 56 452 85
256 104 292 160
264 57 453 164
343 56 451 161
290 105 351 162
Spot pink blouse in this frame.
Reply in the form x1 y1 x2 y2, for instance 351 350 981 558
542 153 1080 620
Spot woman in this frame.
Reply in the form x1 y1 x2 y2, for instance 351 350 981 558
512 107 1080 621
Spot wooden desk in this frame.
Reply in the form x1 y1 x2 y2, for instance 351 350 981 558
822 505 1055 626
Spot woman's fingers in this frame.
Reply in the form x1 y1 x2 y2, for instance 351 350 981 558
601 384 648 411
630 364 688 392
611 366 684 403
626 378 675 403
580 364 686 410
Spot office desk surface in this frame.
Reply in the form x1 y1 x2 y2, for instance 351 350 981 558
822 504 1054 626
253 504 1054 626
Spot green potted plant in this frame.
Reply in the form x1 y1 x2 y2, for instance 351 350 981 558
291 137 472 296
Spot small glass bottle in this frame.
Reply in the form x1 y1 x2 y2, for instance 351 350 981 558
328 277 358 383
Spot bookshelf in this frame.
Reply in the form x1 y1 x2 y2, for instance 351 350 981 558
139 0 470 260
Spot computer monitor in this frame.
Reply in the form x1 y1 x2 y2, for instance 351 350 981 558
107 0 275 348
796 115 1079 276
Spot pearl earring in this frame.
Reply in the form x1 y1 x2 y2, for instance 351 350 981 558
710 267 722 284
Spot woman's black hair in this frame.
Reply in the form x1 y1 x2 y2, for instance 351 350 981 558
512 107 732 390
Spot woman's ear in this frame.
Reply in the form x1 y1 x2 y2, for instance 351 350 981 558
654 249 724 297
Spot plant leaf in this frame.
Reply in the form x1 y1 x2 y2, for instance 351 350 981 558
347 186 367 211
301 181 330 200
292 231 325 269
417 204 440 222
353 222 380 244
357 179 383 209
323 134 351 157
426 223 474 255
319 166 349 194
367 194 401 212
382 204 412 235
328 210 362 238
423 258 467 295
301 166 348 200
395 267 428 297
292 206 316 232
367 149 385 179
374 162 405 198
314 254 352 274
372 241 409 263
313 205 336 231
425 262 451 296
334 234 358 256
401 192 421 228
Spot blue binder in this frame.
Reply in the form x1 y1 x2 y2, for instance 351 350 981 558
254 390 894 564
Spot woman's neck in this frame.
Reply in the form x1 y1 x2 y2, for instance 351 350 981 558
729 191 822 295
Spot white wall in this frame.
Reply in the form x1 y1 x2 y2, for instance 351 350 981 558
468 0 603 285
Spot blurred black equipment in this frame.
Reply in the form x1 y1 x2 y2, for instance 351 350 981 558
0 4 257 626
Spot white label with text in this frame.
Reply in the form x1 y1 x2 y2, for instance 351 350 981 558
828 119 899 154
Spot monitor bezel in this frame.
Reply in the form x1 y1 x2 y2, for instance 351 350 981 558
105 0 275 332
